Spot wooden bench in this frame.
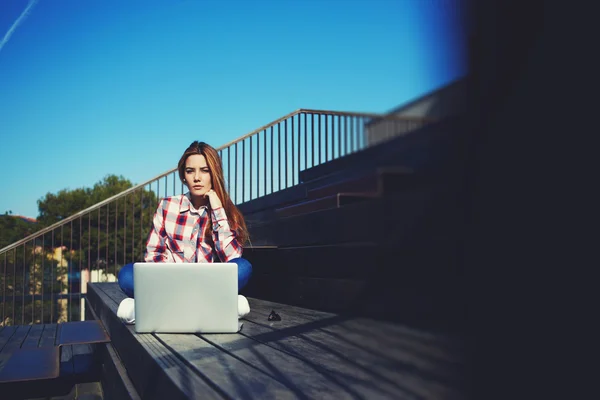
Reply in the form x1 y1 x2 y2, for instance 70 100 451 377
87 282 466 399
0 319 110 399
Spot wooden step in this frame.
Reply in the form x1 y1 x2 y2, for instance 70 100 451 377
242 166 416 230
241 239 466 333
307 166 413 199
275 192 379 218
241 243 379 281
247 180 455 248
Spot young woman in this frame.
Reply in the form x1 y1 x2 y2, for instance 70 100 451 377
117 141 252 321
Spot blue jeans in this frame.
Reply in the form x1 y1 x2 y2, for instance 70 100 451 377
117 258 253 298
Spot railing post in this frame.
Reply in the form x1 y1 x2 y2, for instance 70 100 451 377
284 119 288 189
250 135 253 201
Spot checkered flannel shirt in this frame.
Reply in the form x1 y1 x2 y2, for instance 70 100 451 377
144 193 242 263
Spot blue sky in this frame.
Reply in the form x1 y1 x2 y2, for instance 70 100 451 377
0 0 466 219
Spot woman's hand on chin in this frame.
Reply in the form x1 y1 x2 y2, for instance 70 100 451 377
205 189 223 209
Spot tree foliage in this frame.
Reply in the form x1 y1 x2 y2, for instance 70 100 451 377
37 175 135 227
1 174 159 325
0 214 38 250
34 174 158 266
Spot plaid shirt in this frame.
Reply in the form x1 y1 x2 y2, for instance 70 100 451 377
144 193 242 263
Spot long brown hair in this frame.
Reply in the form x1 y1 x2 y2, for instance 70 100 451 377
177 141 249 245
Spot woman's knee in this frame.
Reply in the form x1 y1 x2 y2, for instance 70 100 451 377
118 263 135 298
230 257 252 290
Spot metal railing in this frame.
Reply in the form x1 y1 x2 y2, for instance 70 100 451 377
0 108 429 326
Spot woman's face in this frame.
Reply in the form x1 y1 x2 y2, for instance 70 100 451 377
184 154 212 198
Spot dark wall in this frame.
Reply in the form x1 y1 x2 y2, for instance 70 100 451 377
462 0 592 399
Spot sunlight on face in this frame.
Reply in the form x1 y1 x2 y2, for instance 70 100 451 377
184 154 212 198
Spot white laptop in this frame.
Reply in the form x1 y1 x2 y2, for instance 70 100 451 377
133 262 240 333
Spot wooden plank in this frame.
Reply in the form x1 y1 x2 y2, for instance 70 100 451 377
155 333 304 399
0 346 60 383
0 324 63 396
2 325 31 352
247 298 464 358
90 282 466 398
38 323 58 347
306 166 414 200
86 299 141 400
58 320 110 346
72 343 97 378
238 184 308 215
248 182 441 248
306 173 379 200
60 344 74 376
0 326 17 352
187 330 377 399
87 282 223 400
98 283 304 397
275 195 340 218
99 341 141 400
20 324 44 348
95 282 129 305
242 299 467 400
0 323 97 398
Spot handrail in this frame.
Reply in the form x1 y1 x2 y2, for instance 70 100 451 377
1 106 432 326
0 108 424 254
216 108 427 151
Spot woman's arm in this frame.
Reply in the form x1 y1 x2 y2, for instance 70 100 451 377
211 206 243 262
144 199 173 262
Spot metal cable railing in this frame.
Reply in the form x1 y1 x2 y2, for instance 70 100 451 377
0 108 429 326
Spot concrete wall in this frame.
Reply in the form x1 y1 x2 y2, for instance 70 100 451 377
365 77 467 146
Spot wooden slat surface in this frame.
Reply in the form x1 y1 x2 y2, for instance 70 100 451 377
2 325 31 352
0 324 60 384
243 298 466 399
0 318 108 389
88 282 224 400
98 283 313 399
0 326 17 352
96 284 317 398
90 282 467 399
38 324 58 347
155 333 304 399
59 320 110 346
21 324 44 348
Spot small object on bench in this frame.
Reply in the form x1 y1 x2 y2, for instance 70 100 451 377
268 310 281 321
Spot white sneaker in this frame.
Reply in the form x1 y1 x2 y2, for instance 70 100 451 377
117 296 247 324
238 295 250 318
117 298 135 324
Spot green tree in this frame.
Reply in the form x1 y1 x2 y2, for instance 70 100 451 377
36 174 158 268
1 174 158 325
0 214 38 249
